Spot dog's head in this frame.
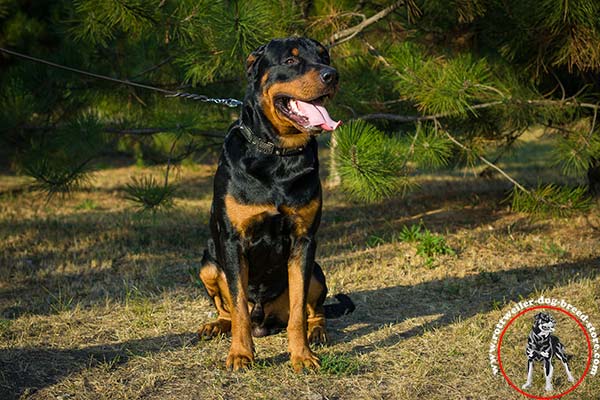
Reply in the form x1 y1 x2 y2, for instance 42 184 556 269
533 312 556 336
245 37 340 144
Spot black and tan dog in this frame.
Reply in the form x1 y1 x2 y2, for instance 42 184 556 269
197 37 353 372
522 312 576 392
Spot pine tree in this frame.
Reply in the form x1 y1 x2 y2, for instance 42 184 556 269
1 0 599 215
0 0 294 207
323 0 600 215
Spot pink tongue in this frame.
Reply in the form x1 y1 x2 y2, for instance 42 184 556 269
293 100 341 131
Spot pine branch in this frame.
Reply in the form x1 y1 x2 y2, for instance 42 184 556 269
433 119 592 216
326 1 410 47
358 101 505 122
25 156 95 198
357 99 600 123
124 133 181 213
433 118 531 195
478 129 526 177
360 39 599 120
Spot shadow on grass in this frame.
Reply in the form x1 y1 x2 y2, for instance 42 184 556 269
319 185 509 255
0 180 513 320
0 333 198 399
326 257 600 356
1 249 598 396
0 207 210 319
1 168 598 395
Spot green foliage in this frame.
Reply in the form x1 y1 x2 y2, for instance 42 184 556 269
389 43 494 116
0 0 13 19
0 75 35 130
1 0 600 219
510 184 592 217
398 223 455 267
23 156 92 197
70 0 159 46
174 0 297 85
552 129 600 176
75 199 99 210
477 0 600 75
335 121 455 202
542 241 568 258
18 113 105 196
319 352 362 376
365 234 386 248
397 224 423 243
335 55 388 113
416 230 455 259
125 175 177 213
410 123 454 169
334 120 409 202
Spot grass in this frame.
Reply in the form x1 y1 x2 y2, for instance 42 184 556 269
397 223 455 267
1 146 600 399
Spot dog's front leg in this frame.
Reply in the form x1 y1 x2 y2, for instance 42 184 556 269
222 238 254 371
544 359 554 392
287 236 320 372
522 360 534 389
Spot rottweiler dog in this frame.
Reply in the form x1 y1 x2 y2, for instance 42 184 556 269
197 37 353 372
522 312 575 392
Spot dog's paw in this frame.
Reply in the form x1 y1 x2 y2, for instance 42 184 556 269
308 325 328 345
521 382 532 389
226 351 254 371
568 375 576 383
545 384 553 392
198 319 231 339
291 349 320 372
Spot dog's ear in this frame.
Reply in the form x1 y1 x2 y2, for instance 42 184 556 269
534 312 543 322
246 44 266 80
308 38 330 65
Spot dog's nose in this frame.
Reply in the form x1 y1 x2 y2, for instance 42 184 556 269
320 67 338 85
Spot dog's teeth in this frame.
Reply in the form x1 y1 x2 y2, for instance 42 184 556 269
290 99 299 113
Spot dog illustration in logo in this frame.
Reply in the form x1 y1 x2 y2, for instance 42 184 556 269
522 312 575 392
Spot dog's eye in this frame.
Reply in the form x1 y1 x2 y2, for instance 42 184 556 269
283 57 298 65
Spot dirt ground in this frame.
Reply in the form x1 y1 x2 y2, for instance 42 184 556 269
1 147 599 399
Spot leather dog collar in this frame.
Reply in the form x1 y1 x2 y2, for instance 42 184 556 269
233 121 307 156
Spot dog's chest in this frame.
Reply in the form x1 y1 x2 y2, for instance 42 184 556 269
225 193 320 240
529 331 553 358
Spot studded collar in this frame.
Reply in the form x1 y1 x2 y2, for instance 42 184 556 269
233 121 308 156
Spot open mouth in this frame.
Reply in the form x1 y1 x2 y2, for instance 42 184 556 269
275 94 341 132
540 323 555 333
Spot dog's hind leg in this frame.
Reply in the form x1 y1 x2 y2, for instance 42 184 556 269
544 359 554 392
554 340 575 383
522 360 534 389
562 360 575 383
198 252 233 338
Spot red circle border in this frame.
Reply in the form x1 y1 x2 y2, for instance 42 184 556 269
497 305 593 399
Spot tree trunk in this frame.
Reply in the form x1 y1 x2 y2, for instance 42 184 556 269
328 132 341 187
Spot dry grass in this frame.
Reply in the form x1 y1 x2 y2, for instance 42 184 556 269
1 144 599 399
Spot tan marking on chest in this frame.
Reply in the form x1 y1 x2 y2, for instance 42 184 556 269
224 195 277 237
281 197 321 237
